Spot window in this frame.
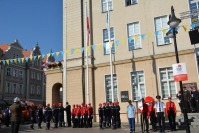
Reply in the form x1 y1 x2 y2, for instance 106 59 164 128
6 68 12 76
127 22 141 50
12 83 17 94
131 71 146 101
189 0 199 24
31 72 35 79
36 86 41 95
126 0 137 6
13 69 18 77
102 0 113 12
103 27 115 54
19 70 23 78
13 54 16 59
105 74 118 102
160 67 177 99
5 82 11 93
30 85 35 95
154 16 170 45
37 73 41 80
19 84 23 95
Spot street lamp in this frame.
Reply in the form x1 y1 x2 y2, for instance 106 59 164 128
166 6 190 133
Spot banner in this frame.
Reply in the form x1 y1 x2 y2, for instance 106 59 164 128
172 63 188 81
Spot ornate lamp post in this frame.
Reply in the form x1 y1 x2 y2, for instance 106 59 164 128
166 6 190 133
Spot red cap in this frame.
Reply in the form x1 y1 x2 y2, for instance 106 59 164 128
106 102 109 105
99 103 102 106
39 104 43 107
58 102 62 106
88 103 91 105
73 104 75 107
76 104 78 107
47 104 50 107
168 96 171 99
31 104 34 107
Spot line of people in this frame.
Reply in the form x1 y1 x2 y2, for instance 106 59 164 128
127 95 177 133
98 101 121 130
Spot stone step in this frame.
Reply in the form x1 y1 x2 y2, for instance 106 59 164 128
191 122 199 125
190 125 199 128
187 113 199 116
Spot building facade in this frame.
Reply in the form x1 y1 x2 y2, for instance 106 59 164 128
45 0 199 122
0 39 46 105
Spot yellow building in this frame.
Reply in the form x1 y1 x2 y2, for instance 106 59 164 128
45 0 199 122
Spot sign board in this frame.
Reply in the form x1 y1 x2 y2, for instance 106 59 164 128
172 63 188 81
120 91 129 102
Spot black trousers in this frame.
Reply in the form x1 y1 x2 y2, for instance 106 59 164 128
168 112 176 130
150 111 157 130
143 113 149 131
157 112 165 132
67 115 71 126
99 117 103 128
11 121 20 133
196 101 199 113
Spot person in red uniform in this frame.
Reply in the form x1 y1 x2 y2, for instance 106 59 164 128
88 103 93 127
166 96 177 131
141 98 149 133
83 104 90 128
76 104 81 128
71 104 76 128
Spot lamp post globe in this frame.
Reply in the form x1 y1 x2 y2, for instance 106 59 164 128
167 6 181 28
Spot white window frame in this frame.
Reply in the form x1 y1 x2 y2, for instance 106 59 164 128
19 70 23 78
5 82 11 93
125 0 138 6
13 69 18 77
105 74 118 102
159 67 177 99
102 0 113 12
31 72 35 79
30 85 35 95
12 83 17 94
189 0 199 23
154 15 171 46
127 22 142 50
6 68 12 76
36 86 41 95
130 70 146 101
103 27 115 55
18 84 23 95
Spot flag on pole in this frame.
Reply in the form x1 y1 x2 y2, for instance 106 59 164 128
86 3 90 46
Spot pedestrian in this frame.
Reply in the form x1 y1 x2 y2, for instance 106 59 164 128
192 87 199 112
29 104 36 129
102 103 107 128
166 96 176 131
58 102 65 127
44 103 52 130
37 104 43 129
52 103 59 128
76 104 81 128
65 102 71 127
3 107 10 127
71 104 76 128
176 91 183 113
105 102 111 127
127 100 136 133
141 98 149 133
10 97 22 133
154 95 166 133
83 104 89 128
183 87 191 113
115 101 121 128
80 103 85 128
98 103 103 129
88 103 93 128
111 102 117 129
148 100 157 131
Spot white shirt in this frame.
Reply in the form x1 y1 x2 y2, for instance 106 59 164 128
154 101 166 112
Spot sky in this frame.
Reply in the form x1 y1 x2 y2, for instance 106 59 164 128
0 0 63 61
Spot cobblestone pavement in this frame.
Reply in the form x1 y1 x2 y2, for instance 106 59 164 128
0 123 198 133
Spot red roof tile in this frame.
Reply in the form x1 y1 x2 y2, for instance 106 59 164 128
22 50 32 58
0 44 10 52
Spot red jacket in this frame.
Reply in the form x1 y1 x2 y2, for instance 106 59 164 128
88 106 93 115
166 101 176 115
142 103 148 113
71 108 76 115
75 107 81 116
148 104 155 117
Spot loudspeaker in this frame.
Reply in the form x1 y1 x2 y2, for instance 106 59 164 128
189 29 199 45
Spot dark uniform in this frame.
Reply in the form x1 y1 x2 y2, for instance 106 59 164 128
115 102 121 128
102 103 107 128
166 97 177 131
58 103 65 127
29 105 36 129
88 103 93 128
192 89 199 112
44 104 52 130
52 104 59 128
111 103 117 129
37 104 43 129
65 102 71 127
98 103 103 129
149 102 157 131
105 103 111 127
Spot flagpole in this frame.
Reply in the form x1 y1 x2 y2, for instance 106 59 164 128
106 0 114 102
85 2 90 104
